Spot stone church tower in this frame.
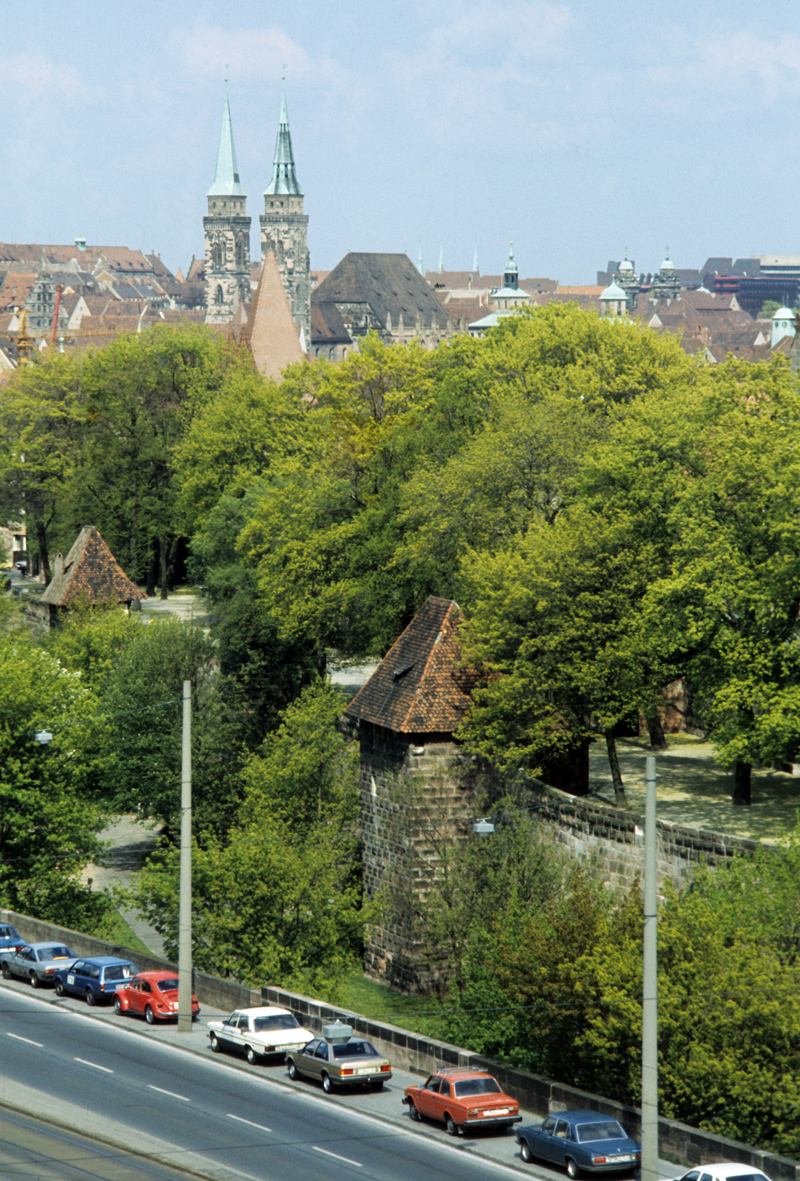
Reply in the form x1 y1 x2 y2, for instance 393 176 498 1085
260 87 310 347
204 91 251 324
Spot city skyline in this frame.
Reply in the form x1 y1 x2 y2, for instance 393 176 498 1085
2 0 800 284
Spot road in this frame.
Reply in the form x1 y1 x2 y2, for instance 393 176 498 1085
0 982 528 1180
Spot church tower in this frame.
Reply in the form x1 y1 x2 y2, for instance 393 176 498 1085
260 86 310 347
204 90 251 324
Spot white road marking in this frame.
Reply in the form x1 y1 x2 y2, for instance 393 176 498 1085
148 1084 189 1102
7 1033 43 1048
74 1057 113 1073
227 1113 272 1133
313 1146 363 1167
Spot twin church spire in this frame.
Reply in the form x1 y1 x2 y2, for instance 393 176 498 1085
204 85 310 346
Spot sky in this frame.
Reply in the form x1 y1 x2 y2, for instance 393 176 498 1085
3 0 800 284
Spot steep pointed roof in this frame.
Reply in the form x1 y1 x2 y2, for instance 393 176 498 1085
40 526 146 606
207 90 246 198
264 86 303 197
345 597 475 734
244 250 305 380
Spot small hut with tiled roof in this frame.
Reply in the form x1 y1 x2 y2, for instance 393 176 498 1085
346 596 483 992
32 525 146 630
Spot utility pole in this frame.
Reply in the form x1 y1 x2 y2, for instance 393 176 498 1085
178 680 193 1032
641 755 659 1181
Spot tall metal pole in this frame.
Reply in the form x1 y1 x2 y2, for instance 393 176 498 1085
178 679 193 1032
641 755 659 1181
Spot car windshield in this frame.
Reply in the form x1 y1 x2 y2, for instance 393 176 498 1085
0 927 18 938
155 978 179 991
332 1041 379 1059
577 1121 627 1143
253 1015 300 1032
453 1079 503 1098
105 965 135 982
40 946 71 959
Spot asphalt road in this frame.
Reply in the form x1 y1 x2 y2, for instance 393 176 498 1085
0 976 673 1181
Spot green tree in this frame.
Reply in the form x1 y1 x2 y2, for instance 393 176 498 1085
0 632 109 925
0 352 86 581
125 681 367 996
759 300 781 321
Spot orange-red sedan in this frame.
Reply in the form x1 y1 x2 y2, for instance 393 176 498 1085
113 971 199 1024
403 1068 521 1136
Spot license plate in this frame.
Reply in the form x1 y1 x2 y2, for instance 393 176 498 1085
483 1109 509 1117
356 1067 376 1075
610 1155 635 1162
67 975 74 985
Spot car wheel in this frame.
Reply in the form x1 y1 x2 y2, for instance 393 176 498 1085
246 1046 258 1065
287 1059 298 1080
114 996 123 1016
408 1101 421 1122
85 988 95 1006
520 1139 533 1163
2 962 10 979
566 1158 580 1178
145 1005 155 1025
54 979 65 997
210 1032 220 1052
368 1079 383 1092
321 1072 332 1094
29 972 39 989
445 1114 460 1137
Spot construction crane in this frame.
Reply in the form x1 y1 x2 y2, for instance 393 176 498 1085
49 283 64 347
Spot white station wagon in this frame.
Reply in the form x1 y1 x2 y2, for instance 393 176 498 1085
207 1006 314 1065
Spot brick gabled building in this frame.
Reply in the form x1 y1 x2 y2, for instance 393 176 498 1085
29 526 146 631
345 596 482 992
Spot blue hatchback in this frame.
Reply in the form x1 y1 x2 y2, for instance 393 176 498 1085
54 956 138 1005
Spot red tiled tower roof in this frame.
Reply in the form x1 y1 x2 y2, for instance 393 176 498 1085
345 597 474 734
41 525 146 607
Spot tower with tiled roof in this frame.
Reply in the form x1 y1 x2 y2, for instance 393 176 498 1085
204 89 251 324
260 85 310 347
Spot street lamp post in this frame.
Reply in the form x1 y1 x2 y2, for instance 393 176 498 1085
177 679 193 1032
641 755 659 1181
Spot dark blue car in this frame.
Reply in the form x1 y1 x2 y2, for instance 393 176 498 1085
0 925 24 954
516 1110 641 1177
54 956 138 1005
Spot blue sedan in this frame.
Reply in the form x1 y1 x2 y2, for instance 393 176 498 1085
516 1110 641 1177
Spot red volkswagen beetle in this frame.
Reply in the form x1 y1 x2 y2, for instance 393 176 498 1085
113 971 199 1023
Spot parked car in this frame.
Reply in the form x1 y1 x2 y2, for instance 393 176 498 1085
207 1006 314 1064
403 1068 521 1135
672 1167 772 1181
515 1110 641 1176
54 956 138 1005
0 925 24 955
287 1023 392 1092
114 972 199 1023
0 942 76 987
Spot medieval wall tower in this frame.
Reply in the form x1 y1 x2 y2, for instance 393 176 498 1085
204 91 251 324
260 87 311 347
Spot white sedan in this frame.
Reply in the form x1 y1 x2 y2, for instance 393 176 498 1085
207 1006 314 1065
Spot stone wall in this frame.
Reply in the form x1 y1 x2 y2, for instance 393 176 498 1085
358 721 484 993
530 784 758 895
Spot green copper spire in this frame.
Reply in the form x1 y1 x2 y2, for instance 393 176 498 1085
264 85 303 197
207 89 246 198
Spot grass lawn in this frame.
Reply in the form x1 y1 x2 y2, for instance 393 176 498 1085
340 972 449 1038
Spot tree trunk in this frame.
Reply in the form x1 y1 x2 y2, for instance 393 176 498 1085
732 760 751 806
605 731 629 808
146 542 157 598
646 713 668 751
36 519 51 586
159 533 169 600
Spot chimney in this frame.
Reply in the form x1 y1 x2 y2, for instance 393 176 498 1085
53 552 64 579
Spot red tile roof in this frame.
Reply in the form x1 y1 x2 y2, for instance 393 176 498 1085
41 526 145 607
345 597 474 734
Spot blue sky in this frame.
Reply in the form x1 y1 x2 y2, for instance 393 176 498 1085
3 0 800 283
